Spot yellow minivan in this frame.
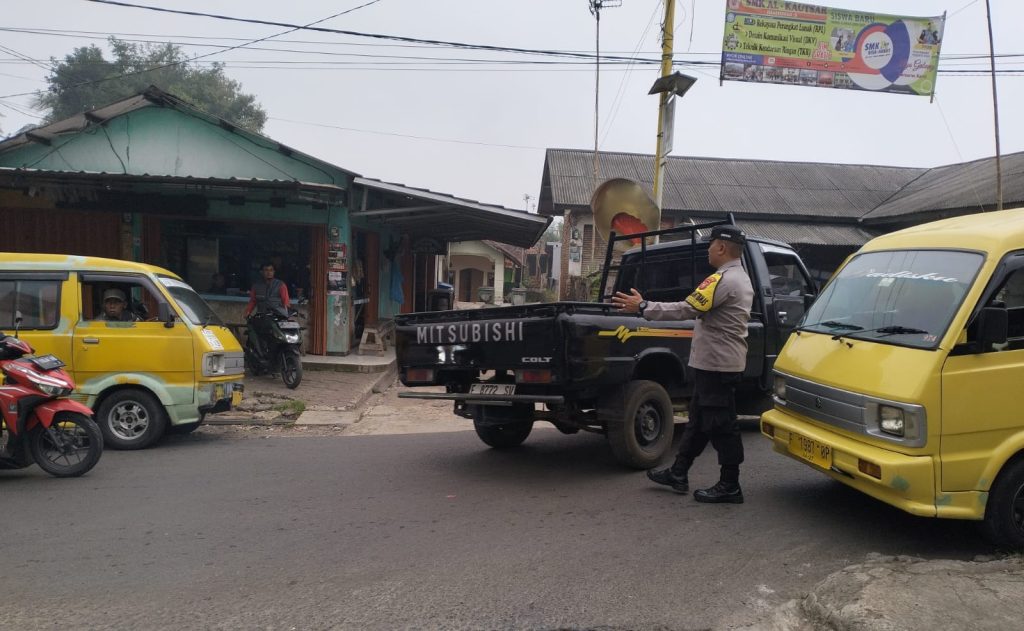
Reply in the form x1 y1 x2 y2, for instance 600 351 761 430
762 208 1024 547
0 253 244 449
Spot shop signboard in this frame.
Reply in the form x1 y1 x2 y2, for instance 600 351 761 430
721 1 944 97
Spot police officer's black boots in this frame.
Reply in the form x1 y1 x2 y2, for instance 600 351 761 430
694 466 743 504
646 462 689 494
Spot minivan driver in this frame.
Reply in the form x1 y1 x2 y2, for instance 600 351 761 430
101 288 138 322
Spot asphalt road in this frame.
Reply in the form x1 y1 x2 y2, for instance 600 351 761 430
0 424 997 630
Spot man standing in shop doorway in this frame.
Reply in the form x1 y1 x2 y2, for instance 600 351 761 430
245 262 291 317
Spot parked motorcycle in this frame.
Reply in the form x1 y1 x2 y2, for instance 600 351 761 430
244 307 303 389
0 314 103 477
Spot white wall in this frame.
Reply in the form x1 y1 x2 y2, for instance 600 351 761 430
449 241 505 303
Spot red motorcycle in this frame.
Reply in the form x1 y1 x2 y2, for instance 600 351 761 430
0 317 103 477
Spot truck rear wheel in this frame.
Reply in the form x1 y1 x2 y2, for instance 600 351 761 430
472 404 534 449
606 380 674 469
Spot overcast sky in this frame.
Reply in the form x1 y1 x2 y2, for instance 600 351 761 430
1 0 1020 210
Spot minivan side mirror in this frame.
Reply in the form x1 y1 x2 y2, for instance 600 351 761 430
976 306 1008 352
158 303 175 328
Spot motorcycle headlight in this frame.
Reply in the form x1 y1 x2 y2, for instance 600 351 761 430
284 333 300 343
29 376 72 397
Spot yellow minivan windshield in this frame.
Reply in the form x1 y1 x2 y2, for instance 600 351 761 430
158 276 224 326
799 250 983 349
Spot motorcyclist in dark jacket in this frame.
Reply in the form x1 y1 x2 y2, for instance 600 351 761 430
245 262 290 317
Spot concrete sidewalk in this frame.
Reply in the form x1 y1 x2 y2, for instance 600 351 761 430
728 553 1024 630
207 349 396 426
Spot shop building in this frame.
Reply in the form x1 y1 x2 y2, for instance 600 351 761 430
0 87 548 354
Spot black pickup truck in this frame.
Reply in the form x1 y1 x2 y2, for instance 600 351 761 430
395 219 817 468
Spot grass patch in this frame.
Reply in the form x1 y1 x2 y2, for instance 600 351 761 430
273 399 307 416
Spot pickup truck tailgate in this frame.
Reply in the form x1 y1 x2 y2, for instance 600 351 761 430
395 303 566 372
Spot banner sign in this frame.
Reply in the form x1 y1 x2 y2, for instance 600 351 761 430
721 1 944 96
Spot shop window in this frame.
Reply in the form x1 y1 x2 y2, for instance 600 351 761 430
157 220 313 303
0 279 61 329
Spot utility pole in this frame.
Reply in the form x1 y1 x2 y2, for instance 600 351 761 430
984 0 1003 211
589 0 621 184
652 0 675 210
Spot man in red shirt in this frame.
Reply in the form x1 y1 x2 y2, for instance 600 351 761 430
245 262 290 317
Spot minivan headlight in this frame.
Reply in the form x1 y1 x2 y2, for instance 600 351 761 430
203 352 225 376
879 405 905 436
773 375 787 400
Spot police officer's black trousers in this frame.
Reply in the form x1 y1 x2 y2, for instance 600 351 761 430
670 369 745 484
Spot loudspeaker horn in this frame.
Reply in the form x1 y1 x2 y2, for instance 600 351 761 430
590 178 661 252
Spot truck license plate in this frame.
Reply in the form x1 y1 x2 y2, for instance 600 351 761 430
788 432 832 469
469 384 516 396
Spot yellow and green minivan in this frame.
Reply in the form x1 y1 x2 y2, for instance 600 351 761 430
0 253 244 449
762 208 1024 547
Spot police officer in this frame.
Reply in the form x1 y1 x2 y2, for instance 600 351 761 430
611 224 754 503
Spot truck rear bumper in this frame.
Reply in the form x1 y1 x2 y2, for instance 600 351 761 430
397 392 565 406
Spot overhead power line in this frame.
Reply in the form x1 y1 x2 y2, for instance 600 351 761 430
0 0 385 99
82 0 655 63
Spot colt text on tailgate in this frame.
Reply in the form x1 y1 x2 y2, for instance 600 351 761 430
417 321 525 344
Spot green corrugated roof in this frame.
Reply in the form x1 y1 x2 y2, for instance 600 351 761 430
0 87 352 187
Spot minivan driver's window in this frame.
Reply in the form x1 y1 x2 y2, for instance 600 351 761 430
81 277 165 323
0 279 61 329
989 268 1024 347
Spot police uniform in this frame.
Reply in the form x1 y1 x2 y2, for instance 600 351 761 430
639 225 754 503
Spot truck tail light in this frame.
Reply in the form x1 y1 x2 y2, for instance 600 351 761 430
405 368 434 383
762 421 775 437
516 369 552 384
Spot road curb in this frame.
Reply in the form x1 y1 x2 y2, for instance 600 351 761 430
292 364 397 426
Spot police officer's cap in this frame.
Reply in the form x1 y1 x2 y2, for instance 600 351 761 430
703 224 747 245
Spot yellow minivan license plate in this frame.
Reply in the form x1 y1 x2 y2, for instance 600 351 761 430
788 432 833 469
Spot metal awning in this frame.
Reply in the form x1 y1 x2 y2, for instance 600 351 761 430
352 177 550 248
0 167 346 204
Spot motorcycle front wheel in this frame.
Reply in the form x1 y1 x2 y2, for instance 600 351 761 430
29 412 104 478
281 350 303 389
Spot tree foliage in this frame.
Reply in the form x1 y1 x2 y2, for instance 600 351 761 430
33 38 266 132
541 217 563 244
